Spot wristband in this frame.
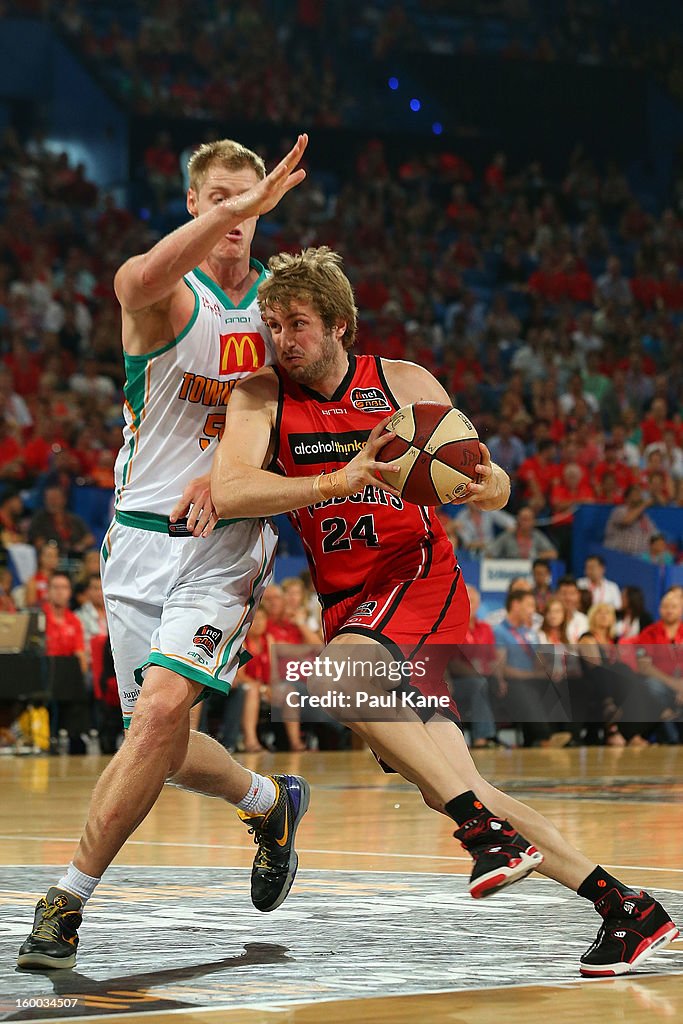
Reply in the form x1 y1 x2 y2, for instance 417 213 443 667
316 469 350 500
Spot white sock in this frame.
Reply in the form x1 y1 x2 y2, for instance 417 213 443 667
56 863 101 905
235 771 277 815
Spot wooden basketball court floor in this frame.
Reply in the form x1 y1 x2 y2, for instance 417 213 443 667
1 747 683 1024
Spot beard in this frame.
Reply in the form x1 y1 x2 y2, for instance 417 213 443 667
285 330 340 386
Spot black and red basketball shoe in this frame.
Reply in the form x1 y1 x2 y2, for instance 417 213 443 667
580 888 679 976
454 813 544 898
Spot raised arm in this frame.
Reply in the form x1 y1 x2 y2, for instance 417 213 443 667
114 135 308 313
382 359 511 511
211 372 401 519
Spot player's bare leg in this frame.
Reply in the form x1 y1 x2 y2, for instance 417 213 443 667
74 667 202 877
169 728 253 800
188 703 202 732
426 715 593 889
305 633 544 898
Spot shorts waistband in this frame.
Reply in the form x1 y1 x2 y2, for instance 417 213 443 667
114 509 248 534
318 584 364 610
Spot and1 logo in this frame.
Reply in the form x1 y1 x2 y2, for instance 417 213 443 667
351 601 377 617
350 387 391 413
219 332 266 375
192 624 223 657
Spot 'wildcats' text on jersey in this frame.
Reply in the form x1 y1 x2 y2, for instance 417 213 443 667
270 354 459 599
114 261 275 515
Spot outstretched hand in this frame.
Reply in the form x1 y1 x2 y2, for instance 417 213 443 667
228 134 308 221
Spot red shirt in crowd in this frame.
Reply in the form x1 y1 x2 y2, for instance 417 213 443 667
550 481 596 523
638 621 683 645
143 145 177 178
44 606 85 657
29 572 50 606
564 268 594 303
22 436 71 475
3 351 42 397
637 620 683 676
617 352 657 376
528 268 567 303
463 619 497 675
517 456 561 500
594 460 634 493
0 436 22 475
484 162 505 193
354 280 390 311
266 620 304 645
244 636 271 686
630 275 659 309
641 415 675 447
452 355 484 383
658 279 683 311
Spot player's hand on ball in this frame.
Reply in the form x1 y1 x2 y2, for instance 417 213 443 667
170 475 219 537
449 442 493 505
346 419 402 497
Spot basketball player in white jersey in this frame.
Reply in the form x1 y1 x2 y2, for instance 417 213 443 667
18 136 311 969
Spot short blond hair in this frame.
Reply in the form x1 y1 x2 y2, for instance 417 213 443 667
258 247 358 349
587 602 616 636
187 140 266 193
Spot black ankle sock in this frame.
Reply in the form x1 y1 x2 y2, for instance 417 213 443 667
577 866 636 903
444 791 489 826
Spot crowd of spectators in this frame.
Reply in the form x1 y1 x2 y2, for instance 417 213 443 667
3 128 683 555
452 563 683 749
6 0 683 122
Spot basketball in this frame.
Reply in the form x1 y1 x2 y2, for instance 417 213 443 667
377 402 481 505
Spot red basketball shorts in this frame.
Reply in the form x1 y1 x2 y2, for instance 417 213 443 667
320 563 469 724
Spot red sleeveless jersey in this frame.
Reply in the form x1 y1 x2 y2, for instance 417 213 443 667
271 354 458 600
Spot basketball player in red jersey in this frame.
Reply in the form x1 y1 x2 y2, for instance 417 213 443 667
211 247 677 976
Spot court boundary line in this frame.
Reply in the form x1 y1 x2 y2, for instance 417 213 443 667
2 837 683 875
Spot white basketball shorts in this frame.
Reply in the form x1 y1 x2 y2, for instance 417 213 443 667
101 512 276 725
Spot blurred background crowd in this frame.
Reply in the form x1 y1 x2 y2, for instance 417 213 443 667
1 0 683 754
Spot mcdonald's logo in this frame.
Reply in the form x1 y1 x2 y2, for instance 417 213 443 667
219 332 266 375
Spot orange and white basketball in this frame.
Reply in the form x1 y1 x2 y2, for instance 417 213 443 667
378 402 481 505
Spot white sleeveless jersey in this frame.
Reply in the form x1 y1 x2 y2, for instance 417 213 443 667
114 261 274 515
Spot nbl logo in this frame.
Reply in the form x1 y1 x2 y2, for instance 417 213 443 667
351 387 391 413
192 624 223 658
219 333 266 375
